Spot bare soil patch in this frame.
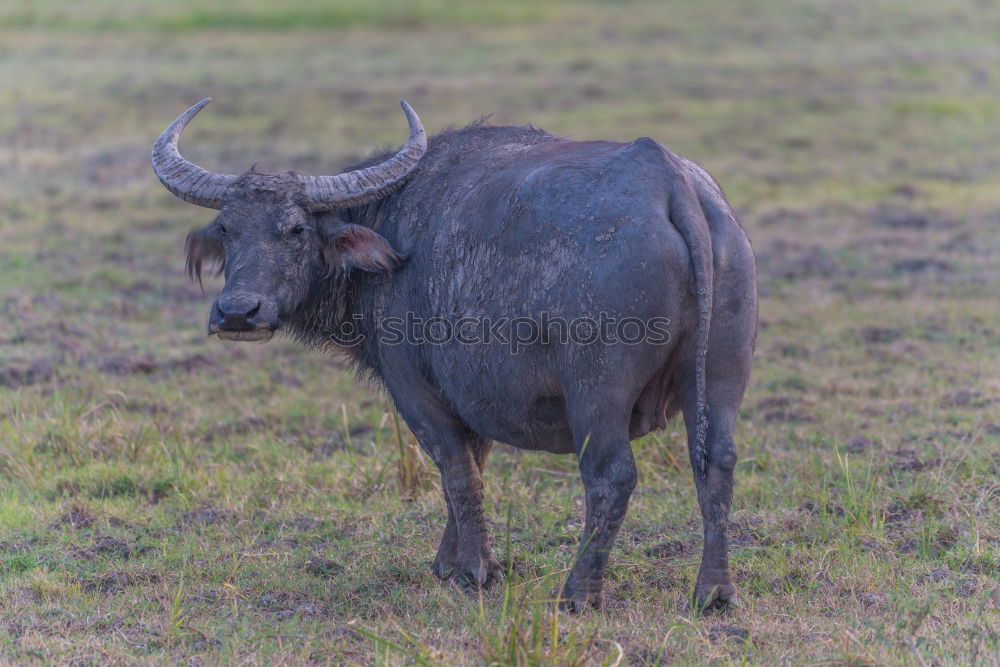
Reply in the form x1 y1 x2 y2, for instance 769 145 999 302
256 591 329 620
52 505 97 530
0 359 54 388
97 352 214 376
85 569 162 594
868 205 956 230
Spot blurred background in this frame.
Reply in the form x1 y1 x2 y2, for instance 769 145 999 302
1 0 998 664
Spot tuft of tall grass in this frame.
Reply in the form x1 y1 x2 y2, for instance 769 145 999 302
833 448 886 537
474 580 621 667
392 409 431 500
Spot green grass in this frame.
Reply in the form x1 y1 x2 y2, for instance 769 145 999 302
0 0 562 31
1 0 999 664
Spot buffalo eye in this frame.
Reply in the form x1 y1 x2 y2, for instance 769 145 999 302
217 223 228 237
291 224 305 236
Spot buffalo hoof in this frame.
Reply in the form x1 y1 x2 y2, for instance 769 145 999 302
431 546 458 581
691 572 738 615
558 581 602 613
435 553 504 591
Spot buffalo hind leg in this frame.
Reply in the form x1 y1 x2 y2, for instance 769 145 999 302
431 437 495 584
683 398 741 613
560 408 637 612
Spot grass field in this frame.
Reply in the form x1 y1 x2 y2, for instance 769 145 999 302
1 0 998 664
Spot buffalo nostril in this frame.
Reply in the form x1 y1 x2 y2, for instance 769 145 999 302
216 295 262 327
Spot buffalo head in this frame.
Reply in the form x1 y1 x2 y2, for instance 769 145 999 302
151 99 426 342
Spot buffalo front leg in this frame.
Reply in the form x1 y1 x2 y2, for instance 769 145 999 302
432 441 502 588
431 495 459 580
560 417 637 612
384 363 502 590
431 438 493 582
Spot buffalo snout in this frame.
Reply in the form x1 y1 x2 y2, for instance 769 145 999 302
209 293 279 342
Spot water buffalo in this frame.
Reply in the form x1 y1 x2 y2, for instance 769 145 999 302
152 99 757 612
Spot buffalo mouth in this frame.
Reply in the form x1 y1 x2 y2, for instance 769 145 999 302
212 328 275 343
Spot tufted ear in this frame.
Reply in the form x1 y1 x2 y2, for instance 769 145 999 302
323 224 401 275
184 226 224 288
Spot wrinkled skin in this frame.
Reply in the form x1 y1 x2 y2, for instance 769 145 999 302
181 122 757 613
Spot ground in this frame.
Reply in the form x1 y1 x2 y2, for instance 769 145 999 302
1 0 998 664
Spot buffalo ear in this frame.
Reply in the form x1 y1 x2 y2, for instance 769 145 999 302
184 226 224 289
324 224 400 275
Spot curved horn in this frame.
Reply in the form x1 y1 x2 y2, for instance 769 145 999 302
152 98 238 210
300 100 427 210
